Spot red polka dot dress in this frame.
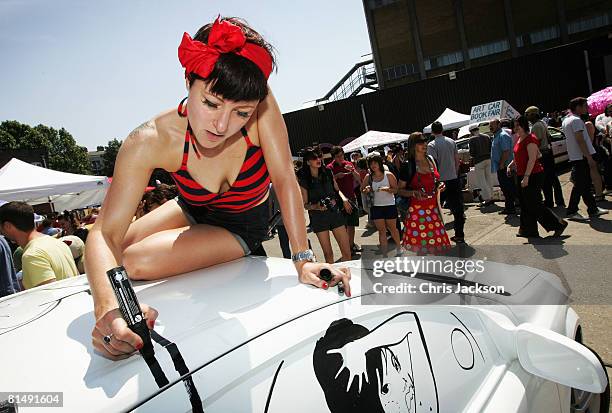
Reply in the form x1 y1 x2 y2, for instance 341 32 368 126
401 166 450 253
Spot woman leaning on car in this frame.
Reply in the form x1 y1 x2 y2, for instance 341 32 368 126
85 17 351 360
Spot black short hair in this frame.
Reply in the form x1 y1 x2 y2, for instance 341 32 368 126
73 227 89 243
569 97 588 112
155 183 178 201
431 121 444 134
188 17 276 102
0 201 35 232
513 115 530 134
390 144 403 154
144 184 177 213
330 146 344 157
301 146 322 162
367 154 385 173
299 147 331 188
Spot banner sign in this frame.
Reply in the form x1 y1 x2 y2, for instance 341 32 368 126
470 100 519 122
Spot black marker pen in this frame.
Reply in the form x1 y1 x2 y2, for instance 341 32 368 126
107 266 169 387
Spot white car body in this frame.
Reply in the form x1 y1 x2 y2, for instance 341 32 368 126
458 127 569 167
548 127 569 164
460 126 570 196
0 257 608 412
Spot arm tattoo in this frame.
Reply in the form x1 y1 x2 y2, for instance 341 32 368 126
127 120 155 139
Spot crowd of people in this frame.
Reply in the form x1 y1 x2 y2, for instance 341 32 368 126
0 184 178 297
2 97 610 297
0 13 610 364
265 97 611 261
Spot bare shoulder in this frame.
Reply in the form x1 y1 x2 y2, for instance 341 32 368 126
122 109 186 171
244 109 261 146
245 89 283 148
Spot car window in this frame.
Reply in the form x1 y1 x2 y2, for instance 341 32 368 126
457 140 469 150
548 127 565 142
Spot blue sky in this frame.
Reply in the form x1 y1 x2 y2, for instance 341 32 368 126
0 0 371 150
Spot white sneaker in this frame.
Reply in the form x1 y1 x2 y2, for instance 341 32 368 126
566 212 588 221
589 207 608 218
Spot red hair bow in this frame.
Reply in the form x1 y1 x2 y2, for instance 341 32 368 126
178 17 273 80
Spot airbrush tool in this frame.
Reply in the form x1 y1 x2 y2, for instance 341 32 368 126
106 266 169 387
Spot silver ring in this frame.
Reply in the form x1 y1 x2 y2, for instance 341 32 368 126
103 333 114 344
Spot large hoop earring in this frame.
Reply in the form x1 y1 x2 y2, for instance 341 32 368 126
177 96 188 117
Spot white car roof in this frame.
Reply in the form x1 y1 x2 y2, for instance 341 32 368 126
1 257 357 411
0 257 569 411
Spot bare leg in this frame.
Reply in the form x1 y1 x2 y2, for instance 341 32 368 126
347 225 356 249
331 225 352 261
122 199 190 250
122 224 245 280
385 218 401 250
315 230 334 264
374 219 388 256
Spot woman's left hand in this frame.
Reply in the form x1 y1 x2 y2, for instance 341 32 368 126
298 262 352 297
437 182 446 192
521 176 529 188
379 186 392 193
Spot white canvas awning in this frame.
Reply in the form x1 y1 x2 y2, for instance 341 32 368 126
0 158 109 209
423 108 471 133
342 130 410 153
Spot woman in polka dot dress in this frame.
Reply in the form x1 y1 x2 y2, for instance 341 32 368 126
398 133 450 254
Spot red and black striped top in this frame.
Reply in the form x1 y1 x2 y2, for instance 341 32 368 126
170 123 270 213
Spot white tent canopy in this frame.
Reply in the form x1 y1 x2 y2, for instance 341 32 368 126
423 108 471 133
0 158 109 209
342 130 410 153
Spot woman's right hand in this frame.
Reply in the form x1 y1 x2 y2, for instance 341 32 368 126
411 190 425 200
92 304 158 360
297 262 352 297
362 185 372 193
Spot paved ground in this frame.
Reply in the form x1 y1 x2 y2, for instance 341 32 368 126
261 170 612 393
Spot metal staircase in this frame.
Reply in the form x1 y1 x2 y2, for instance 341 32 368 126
315 57 378 103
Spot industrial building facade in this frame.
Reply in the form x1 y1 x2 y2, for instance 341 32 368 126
283 1 612 153
362 0 612 89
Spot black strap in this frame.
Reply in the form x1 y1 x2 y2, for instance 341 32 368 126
143 355 170 387
151 330 204 413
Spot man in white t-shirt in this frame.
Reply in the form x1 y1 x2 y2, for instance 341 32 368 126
561 97 607 220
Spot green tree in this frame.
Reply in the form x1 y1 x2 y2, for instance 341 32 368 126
0 120 91 174
0 128 17 149
48 127 91 174
102 138 123 177
0 120 33 148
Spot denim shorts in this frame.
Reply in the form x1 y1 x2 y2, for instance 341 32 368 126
370 205 398 220
308 210 346 233
175 197 269 255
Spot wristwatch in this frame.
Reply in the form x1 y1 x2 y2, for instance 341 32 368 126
291 249 317 263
